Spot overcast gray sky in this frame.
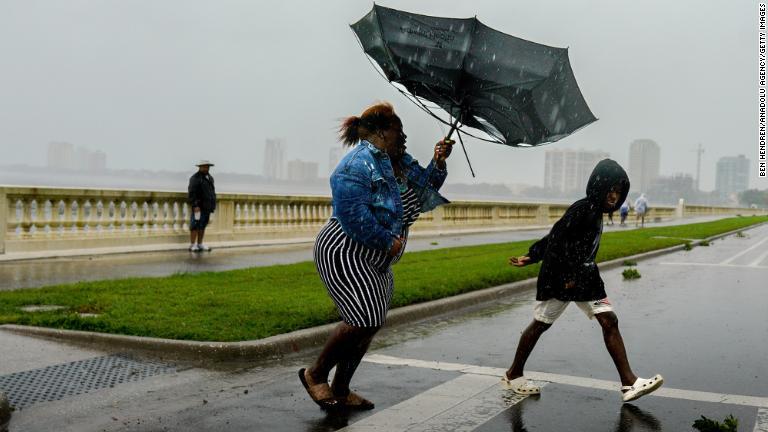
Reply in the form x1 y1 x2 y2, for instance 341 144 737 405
0 0 762 190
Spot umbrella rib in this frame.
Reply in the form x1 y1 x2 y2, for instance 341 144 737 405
372 6 402 80
456 16 480 106
455 129 476 177
350 20 459 132
350 26 394 84
393 84 456 127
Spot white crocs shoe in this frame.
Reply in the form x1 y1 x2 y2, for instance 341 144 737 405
622 375 664 402
502 376 541 395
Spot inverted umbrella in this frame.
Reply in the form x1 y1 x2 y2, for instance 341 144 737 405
351 5 597 175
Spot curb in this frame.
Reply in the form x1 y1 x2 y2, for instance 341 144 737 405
0 278 538 362
1 221 764 361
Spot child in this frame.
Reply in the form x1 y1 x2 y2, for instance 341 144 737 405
504 159 663 403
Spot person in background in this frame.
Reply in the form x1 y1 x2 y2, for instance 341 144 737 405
187 160 216 252
634 193 648 228
619 199 630 226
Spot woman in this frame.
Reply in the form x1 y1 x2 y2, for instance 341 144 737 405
299 102 453 411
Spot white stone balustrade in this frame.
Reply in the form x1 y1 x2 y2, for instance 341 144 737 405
1 186 765 256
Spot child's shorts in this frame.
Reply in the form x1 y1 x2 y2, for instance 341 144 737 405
534 298 613 324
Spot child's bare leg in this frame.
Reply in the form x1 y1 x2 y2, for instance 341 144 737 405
506 320 551 380
595 312 638 387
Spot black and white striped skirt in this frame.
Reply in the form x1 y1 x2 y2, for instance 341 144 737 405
313 219 409 327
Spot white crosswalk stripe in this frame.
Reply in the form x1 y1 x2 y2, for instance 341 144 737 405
755 408 768 432
660 262 768 269
748 248 768 267
720 234 768 265
337 373 539 432
363 354 768 409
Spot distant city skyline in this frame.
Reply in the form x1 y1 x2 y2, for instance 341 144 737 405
0 1 762 192
13 137 764 198
716 155 750 199
286 159 318 182
544 148 609 194
47 141 106 172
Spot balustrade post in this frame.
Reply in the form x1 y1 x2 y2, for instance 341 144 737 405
211 198 235 233
536 204 549 225
431 205 444 228
75 200 85 234
676 198 685 219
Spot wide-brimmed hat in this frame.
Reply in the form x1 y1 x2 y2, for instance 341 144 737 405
195 160 215 167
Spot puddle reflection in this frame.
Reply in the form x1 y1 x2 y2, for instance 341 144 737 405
507 401 663 431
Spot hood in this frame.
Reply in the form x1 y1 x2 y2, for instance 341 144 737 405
586 159 629 213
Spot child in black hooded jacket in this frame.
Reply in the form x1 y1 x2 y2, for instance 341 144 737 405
503 159 664 403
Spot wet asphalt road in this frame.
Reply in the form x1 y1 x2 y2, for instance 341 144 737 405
0 216 723 290
1 220 767 431
0 230 551 290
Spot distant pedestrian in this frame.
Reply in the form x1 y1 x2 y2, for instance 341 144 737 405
619 200 630 226
634 193 648 228
187 160 216 252
504 159 663 403
607 210 615 225
299 102 453 411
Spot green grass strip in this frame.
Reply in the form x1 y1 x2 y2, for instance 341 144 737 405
0 216 765 342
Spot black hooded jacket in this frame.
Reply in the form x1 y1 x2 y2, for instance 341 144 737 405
527 159 630 301
188 171 217 212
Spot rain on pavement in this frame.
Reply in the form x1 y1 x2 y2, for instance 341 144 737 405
1 221 766 431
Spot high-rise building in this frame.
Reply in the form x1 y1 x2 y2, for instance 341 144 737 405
74 147 107 171
47 141 76 170
286 160 319 182
544 148 609 194
628 139 660 194
715 155 749 198
328 147 347 174
86 150 107 171
264 138 285 180
49 142 107 171
649 173 695 204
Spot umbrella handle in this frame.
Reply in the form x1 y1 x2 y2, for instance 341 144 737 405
455 130 476 178
445 117 475 178
443 117 476 177
445 117 461 140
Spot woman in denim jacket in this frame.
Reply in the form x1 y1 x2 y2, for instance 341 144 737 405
299 102 453 411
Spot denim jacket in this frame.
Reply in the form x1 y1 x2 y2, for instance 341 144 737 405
330 140 449 252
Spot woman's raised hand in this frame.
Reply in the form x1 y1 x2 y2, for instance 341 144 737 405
434 139 454 167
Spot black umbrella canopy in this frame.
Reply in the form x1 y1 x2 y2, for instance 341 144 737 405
351 5 597 147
